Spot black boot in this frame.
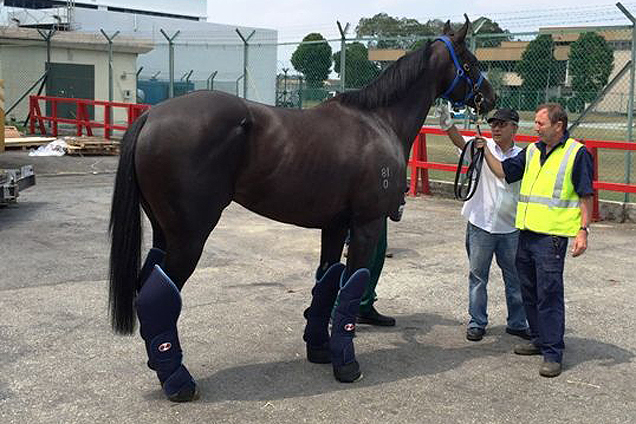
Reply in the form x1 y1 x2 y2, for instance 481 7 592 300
330 268 369 383
303 263 345 363
357 306 396 327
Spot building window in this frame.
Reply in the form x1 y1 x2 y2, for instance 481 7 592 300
107 7 199 21
4 0 97 9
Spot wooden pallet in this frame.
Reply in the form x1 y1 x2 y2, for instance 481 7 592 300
5 136 57 150
4 126 22 139
64 136 120 156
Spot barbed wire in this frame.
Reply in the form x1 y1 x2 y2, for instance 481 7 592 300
2 2 636 45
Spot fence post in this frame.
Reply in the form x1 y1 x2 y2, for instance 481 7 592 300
207 71 218 90
100 29 119 139
160 29 180 99
419 133 430 195
409 132 430 196
337 21 349 93
235 29 255 99
51 99 58 137
617 2 635 204
29 96 35 135
409 135 420 196
588 145 601 221
0 80 4 153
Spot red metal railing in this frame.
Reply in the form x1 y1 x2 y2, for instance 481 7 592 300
409 126 636 221
29 95 150 140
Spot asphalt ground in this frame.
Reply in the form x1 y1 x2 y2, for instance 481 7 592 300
1 151 635 424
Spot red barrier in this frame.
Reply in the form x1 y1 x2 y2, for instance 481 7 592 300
409 126 636 221
29 96 150 140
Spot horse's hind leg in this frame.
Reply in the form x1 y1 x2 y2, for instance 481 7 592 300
135 159 235 402
135 196 226 402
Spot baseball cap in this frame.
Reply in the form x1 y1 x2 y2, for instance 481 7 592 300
487 108 519 124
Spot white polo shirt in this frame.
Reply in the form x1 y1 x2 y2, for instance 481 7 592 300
460 136 522 234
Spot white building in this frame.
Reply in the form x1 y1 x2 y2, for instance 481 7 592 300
0 0 277 120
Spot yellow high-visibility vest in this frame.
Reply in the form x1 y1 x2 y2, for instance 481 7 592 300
515 138 583 237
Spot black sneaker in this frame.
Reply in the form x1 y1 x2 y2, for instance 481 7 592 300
466 327 485 341
357 306 396 327
506 327 531 340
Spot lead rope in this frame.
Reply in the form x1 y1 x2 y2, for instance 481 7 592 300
453 93 485 201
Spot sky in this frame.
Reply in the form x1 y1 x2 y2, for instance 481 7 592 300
207 0 636 42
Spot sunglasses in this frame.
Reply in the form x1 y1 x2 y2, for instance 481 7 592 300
489 120 511 129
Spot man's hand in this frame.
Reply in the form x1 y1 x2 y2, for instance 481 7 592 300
438 104 453 131
571 230 588 257
473 137 486 150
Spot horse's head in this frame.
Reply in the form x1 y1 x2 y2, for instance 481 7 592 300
434 15 496 115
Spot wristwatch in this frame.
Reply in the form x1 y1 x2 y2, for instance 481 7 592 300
580 226 590 234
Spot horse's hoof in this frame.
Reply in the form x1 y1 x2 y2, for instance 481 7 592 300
333 360 362 383
166 383 199 402
307 343 331 364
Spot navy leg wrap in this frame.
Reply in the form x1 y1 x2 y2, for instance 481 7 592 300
135 264 197 401
303 263 345 363
330 268 369 382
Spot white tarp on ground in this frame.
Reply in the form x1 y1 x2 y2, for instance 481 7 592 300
28 139 68 157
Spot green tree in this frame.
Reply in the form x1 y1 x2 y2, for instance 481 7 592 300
486 67 505 92
356 13 437 48
333 42 381 89
291 33 332 88
515 34 563 106
569 32 614 103
472 17 511 48
408 17 509 51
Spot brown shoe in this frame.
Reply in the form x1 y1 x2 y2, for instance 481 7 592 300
539 360 562 378
513 343 541 355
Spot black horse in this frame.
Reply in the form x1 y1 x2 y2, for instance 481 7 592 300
109 17 495 402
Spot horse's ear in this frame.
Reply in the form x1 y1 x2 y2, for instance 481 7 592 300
455 14 470 43
442 20 452 35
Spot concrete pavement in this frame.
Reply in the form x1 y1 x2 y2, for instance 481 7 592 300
0 153 634 423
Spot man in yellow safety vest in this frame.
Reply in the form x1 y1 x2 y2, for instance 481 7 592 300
477 103 594 378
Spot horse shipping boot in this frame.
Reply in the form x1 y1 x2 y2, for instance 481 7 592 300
330 268 370 383
135 264 197 402
303 263 345 363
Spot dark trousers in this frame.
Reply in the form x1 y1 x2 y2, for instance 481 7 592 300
359 218 388 313
516 230 568 363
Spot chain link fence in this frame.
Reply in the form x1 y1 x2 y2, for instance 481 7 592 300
1 23 634 202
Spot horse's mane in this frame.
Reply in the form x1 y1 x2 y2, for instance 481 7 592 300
334 40 434 109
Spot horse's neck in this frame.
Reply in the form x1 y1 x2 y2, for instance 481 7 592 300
378 76 440 157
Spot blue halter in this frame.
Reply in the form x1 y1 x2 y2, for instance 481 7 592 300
436 36 484 108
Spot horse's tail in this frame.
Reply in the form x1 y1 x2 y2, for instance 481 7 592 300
108 112 149 335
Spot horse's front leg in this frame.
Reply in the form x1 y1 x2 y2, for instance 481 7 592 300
330 217 383 382
303 222 348 364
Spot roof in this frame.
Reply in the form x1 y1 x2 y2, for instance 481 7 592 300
0 26 153 54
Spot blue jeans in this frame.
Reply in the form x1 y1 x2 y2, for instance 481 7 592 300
465 222 527 331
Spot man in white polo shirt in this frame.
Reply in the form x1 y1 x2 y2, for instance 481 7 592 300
439 107 530 342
